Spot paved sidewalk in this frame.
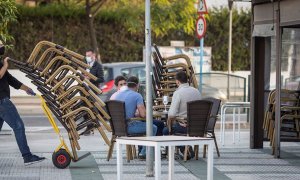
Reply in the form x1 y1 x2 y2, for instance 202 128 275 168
1 126 300 180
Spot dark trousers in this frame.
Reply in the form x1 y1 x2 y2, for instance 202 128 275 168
163 122 187 152
0 98 31 158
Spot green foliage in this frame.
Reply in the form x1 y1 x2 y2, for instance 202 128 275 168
205 7 251 71
7 4 251 71
0 0 18 46
17 3 85 18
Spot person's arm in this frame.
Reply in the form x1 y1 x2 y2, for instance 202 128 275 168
6 71 23 90
168 91 180 118
0 57 9 79
167 91 180 128
90 63 104 84
6 67 35 95
136 94 146 118
137 104 146 118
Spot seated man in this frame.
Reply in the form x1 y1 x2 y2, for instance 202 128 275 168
110 75 127 100
163 71 201 159
115 76 164 159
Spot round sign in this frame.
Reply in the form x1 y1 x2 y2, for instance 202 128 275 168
196 16 206 39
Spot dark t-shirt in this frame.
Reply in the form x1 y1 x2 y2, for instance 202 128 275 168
0 61 22 100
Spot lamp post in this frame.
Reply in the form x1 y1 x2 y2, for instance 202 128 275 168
227 0 233 100
145 0 154 176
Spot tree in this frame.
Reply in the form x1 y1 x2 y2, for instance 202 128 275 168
113 0 197 37
85 0 110 62
0 0 18 46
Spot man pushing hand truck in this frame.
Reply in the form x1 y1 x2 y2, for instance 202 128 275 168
0 42 45 165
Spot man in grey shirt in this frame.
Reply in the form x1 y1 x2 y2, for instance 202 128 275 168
162 71 201 159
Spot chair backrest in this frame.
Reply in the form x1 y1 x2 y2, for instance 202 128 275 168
106 100 128 137
202 97 221 133
187 100 213 137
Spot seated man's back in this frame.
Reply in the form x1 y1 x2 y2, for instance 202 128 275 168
115 88 143 119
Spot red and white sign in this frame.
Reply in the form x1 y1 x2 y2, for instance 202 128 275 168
197 0 208 14
196 16 206 39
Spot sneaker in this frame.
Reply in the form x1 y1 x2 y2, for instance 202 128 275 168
138 154 146 160
179 146 194 160
82 129 94 136
24 155 46 166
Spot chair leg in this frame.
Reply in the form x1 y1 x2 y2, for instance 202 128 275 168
106 135 116 161
132 145 137 159
213 133 220 157
126 145 131 162
203 145 207 158
194 145 199 160
184 145 188 162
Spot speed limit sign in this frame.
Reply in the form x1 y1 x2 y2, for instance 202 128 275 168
196 16 206 39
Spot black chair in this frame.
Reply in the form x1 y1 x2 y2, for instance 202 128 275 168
106 100 144 162
201 98 221 158
180 100 213 161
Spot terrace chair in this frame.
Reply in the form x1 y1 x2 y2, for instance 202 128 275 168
201 97 221 158
169 100 212 162
106 100 145 162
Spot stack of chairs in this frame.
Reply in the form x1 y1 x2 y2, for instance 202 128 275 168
263 89 300 154
9 41 111 161
151 44 198 111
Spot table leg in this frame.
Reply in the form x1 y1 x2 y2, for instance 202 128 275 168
233 107 236 144
155 145 161 180
238 107 241 142
168 146 174 180
220 105 224 142
117 142 123 180
222 107 228 146
207 142 214 180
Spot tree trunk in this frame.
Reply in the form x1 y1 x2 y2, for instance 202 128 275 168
86 0 101 62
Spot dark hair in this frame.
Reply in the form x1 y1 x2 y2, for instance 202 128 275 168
114 76 127 86
175 71 188 83
86 48 94 53
127 76 139 88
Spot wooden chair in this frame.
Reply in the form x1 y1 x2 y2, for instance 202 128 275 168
106 100 145 162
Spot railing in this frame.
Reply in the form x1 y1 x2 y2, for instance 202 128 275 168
195 73 247 102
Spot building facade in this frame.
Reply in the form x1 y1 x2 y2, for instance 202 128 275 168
251 0 300 157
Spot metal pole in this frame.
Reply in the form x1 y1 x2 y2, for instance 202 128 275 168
227 1 233 100
145 0 154 175
275 6 281 158
199 37 204 93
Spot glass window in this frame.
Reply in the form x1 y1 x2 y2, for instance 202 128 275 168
121 66 146 82
281 28 300 90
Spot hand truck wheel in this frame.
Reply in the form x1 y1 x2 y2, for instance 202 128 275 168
52 149 71 169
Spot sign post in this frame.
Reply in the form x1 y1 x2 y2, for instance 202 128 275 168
196 0 208 94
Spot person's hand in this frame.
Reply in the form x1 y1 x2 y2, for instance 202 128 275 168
26 88 36 96
20 85 36 96
3 57 9 67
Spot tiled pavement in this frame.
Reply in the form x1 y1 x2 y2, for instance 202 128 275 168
1 130 300 180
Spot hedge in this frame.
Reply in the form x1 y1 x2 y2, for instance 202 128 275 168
7 4 251 71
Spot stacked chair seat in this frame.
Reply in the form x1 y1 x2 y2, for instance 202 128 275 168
9 41 111 163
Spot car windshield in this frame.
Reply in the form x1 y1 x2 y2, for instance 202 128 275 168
103 67 113 82
121 66 146 83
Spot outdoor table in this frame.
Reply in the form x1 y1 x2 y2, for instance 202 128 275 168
116 136 214 180
220 102 250 145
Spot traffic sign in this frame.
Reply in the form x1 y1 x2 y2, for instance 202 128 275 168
196 16 206 39
197 0 208 14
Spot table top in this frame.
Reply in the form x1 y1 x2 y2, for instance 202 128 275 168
223 102 250 106
117 136 213 142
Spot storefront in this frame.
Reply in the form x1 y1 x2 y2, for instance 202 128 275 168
251 0 300 157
